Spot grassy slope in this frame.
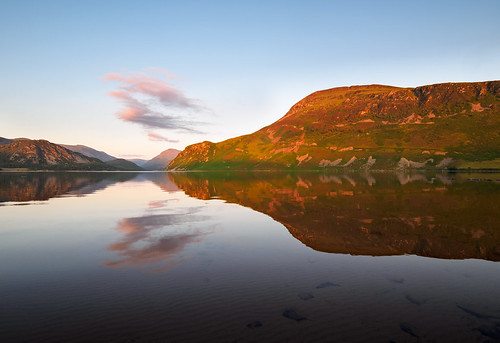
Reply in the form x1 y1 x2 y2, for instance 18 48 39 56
168 81 500 170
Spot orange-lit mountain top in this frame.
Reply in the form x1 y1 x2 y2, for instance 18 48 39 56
168 81 500 170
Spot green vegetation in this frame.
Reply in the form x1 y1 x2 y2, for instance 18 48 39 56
168 81 500 171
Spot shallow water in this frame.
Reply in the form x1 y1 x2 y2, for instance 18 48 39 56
0 171 499 342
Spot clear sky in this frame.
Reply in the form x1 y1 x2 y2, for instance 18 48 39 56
1 0 499 159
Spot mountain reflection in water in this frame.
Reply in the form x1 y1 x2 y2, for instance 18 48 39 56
169 172 500 261
0 172 139 202
1 171 499 262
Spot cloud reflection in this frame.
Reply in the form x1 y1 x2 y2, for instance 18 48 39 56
105 208 213 272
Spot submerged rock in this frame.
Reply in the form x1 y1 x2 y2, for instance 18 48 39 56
297 292 315 301
282 309 307 322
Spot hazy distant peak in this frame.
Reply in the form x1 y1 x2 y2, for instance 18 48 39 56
61 144 116 162
142 148 181 170
156 148 181 158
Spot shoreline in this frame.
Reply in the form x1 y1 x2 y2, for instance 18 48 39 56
2 168 500 174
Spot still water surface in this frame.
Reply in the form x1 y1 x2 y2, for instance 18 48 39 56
0 171 499 342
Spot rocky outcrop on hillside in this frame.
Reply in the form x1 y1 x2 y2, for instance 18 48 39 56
169 141 216 170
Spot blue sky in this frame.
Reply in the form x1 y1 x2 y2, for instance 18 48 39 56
1 0 499 159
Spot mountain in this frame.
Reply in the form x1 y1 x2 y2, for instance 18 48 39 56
0 139 140 170
0 139 108 170
61 144 116 162
168 81 500 170
128 159 148 167
142 149 180 170
61 144 143 170
105 158 144 171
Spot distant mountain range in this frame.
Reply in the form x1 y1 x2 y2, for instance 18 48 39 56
168 81 500 170
142 149 180 170
60 144 116 162
128 159 149 167
61 144 179 170
0 138 178 171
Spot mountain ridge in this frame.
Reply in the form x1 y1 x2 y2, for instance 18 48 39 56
0 137 180 171
0 139 106 169
0 139 142 170
168 81 500 170
61 144 116 162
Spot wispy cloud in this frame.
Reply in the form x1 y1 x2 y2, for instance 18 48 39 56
103 69 207 133
147 132 180 143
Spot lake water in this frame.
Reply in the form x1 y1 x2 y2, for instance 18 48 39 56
1 171 499 342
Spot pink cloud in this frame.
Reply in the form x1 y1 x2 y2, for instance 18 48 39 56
147 132 180 143
103 71 199 109
103 69 206 133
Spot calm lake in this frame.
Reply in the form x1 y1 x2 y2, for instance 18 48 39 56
1 171 499 342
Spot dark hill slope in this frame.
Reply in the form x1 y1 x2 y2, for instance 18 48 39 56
105 158 144 171
0 137 13 145
168 81 500 170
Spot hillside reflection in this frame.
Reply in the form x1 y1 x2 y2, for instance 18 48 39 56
170 172 500 261
0 172 139 203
